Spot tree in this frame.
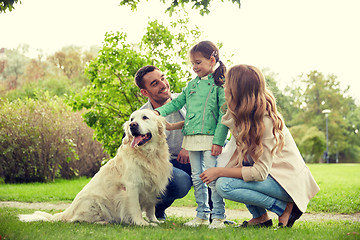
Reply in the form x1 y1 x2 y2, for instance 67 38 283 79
1 0 241 15
263 69 297 125
47 46 90 79
67 18 201 157
0 0 20 13
119 0 241 15
289 125 326 163
285 70 360 163
0 45 30 90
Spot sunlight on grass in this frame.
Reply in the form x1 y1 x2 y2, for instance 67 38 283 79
0 208 359 240
0 164 359 214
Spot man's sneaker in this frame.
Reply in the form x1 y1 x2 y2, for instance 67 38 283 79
184 217 209 227
208 219 226 229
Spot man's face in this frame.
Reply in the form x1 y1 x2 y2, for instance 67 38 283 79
141 69 171 106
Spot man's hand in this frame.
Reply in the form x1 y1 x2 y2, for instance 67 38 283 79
177 148 190 164
211 144 223 156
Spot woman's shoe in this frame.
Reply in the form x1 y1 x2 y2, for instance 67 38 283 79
277 204 303 228
286 204 302 228
238 219 273 228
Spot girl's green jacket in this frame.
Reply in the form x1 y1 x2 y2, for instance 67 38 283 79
156 74 228 146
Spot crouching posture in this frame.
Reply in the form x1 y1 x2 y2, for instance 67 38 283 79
200 65 320 228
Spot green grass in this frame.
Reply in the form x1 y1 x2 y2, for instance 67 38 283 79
1 164 359 214
0 164 359 239
306 164 360 214
1 208 359 240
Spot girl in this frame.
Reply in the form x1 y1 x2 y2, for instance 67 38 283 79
155 41 229 229
200 64 320 228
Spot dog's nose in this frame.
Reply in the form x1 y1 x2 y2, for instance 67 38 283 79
130 122 138 128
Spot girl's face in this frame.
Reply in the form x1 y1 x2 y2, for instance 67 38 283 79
190 51 215 78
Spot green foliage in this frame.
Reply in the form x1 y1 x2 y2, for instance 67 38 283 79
4 76 75 101
264 70 297 125
289 125 326 163
0 46 30 90
0 0 20 13
67 19 200 157
0 93 108 183
119 0 241 16
47 45 97 79
284 71 360 163
0 45 97 100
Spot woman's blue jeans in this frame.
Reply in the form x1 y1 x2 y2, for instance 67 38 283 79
189 151 225 220
215 175 293 218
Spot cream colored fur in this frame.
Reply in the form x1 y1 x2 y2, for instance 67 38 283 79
18 109 172 226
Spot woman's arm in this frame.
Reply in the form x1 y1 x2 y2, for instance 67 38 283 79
200 148 243 184
200 167 243 185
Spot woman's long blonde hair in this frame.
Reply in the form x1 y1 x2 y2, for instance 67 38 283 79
225 64 284 162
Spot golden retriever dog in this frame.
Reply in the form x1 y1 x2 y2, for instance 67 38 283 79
19 109 172 226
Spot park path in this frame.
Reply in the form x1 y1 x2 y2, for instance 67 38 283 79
1 201 359 222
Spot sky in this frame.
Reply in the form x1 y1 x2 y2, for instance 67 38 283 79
1 0 360 103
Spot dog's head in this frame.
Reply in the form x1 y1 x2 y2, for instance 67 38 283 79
122 109 167 148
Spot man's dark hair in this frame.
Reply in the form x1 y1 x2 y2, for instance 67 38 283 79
134 65 159 89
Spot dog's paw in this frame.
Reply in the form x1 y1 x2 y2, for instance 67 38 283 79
148 222 159 227
133 220 151 226
148 218 160 224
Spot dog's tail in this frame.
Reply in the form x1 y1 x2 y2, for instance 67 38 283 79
18 211 54 222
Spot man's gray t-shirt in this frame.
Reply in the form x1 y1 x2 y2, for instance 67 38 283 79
140 94 185 161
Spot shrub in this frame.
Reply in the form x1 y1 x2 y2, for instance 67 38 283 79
0 93 108 183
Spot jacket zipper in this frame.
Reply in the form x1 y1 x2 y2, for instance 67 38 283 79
202 84 215 132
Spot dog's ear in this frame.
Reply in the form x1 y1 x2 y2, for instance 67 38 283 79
122 121 132 145
157 115 167 137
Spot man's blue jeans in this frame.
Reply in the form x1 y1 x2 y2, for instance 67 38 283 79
155 160 192 218
215 175 293 218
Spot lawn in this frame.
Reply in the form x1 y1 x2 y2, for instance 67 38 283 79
0 164 359 240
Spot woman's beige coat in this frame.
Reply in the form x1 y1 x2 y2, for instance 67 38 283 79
221 111 320 212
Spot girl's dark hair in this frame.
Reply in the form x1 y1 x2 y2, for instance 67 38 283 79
190 40 226 86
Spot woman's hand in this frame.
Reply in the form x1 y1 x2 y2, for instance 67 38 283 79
211 144 223 156
200 168 222 185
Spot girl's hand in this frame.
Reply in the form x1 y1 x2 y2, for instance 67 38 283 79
166 121 184 130
200 168 221 184
211 144 222 156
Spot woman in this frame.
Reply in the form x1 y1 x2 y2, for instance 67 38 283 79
200 64 320 228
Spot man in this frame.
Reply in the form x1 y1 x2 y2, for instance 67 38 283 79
134 65 192 220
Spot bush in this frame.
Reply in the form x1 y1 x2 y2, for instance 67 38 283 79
0 93 108 183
